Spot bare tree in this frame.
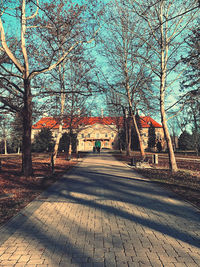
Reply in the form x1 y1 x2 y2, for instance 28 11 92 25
130 0 199 171
99 0 155 158
0 0 100 176
50 52 98 162
180 24 200 155
0 114 9 154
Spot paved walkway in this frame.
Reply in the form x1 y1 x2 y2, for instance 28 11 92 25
0 153 200 267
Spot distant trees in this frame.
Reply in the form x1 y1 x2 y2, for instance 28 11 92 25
178 131 194 151
50 53 98 162
32 128 55 153
0 114 8 154
10 113 23 154
99 0 155 158
58 132 77 154
181 25 200 92
180 24 200 155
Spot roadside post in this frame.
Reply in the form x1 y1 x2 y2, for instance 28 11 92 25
51 154 54 174
152 154 158 164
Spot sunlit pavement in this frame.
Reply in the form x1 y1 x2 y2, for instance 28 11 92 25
0 152 200 267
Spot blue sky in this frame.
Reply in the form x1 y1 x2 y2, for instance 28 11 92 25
1 0 198 126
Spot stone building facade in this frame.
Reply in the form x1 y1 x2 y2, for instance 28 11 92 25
32 116 165 152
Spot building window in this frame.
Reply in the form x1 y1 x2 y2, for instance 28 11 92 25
111 133 114 137
105 133 108 138
81 134 84 138
88 133 90 138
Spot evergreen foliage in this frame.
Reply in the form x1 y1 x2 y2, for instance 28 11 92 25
181 24 200 154
32 128 55 152
181 25 200 91
131 127 139 151
59 133 70 152
148 123 156 150
10 113 23 153
156 141 162 152
192 128 200 154
58 132 77 153
178 131 194 150
135 113 142 129
118 129 126 150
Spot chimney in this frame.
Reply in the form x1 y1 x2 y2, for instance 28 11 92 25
101 108 104 118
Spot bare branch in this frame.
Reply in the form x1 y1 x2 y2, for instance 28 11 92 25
0 19 24 73
21 0 29 77
0 76 24 94
26 0 39 20
29 25 101 79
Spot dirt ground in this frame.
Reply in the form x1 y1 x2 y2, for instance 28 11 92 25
0 151 199 227
0 153 79 226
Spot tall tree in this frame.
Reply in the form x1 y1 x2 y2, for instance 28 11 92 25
131 0 199 171
0 0 100 176
99 0 155 158
181 25 200 91
45 50 98 162
180 24 200 155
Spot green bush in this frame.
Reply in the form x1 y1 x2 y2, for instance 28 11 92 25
178 131 194 150
32 128 55 152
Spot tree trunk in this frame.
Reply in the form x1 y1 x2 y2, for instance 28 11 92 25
68 142 72 156
4 137 7 154
160 93 178 171
131 113 145 159
126 117 131 156
52 61 66 163
22 78 33 176
159 1 178 172
52 123 63 162
125 80 146 159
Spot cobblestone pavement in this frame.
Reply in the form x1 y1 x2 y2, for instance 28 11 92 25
0 153 200 267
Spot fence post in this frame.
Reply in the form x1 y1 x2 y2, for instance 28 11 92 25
152 154 158 164
131 158 135 166
51 154 54 174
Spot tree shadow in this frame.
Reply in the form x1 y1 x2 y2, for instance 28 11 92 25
0 152 200 267
36 159 200 248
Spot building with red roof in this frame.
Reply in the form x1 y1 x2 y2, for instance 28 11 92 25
32 115 164 151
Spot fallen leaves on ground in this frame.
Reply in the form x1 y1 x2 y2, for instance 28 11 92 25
0 153 79 226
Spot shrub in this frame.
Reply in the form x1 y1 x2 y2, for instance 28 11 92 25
32 128 55 152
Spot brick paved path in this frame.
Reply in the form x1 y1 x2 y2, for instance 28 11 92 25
0 153 200 267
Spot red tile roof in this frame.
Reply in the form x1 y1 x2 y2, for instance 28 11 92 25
32 116 162 129
139 116 162 128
